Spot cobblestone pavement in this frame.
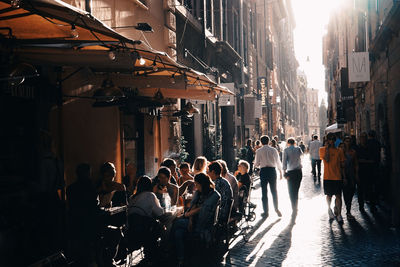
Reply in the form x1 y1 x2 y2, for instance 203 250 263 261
223 155 400 267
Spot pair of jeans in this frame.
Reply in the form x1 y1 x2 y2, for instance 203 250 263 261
260 167 278 214
286 169 302 213
311 159 321 177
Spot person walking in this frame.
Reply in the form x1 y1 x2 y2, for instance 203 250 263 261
244 139 255 175
282 138 303 223
357 132 375 212
309 135 323 182
320 132 345 224
254 135 283 218
342 136 358 219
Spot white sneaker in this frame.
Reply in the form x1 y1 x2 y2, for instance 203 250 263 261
337 214 343 224
328 209 335 221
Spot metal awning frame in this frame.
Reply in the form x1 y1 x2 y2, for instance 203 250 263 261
0 0 233 101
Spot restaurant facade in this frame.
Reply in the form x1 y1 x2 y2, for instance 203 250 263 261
0 0 232 265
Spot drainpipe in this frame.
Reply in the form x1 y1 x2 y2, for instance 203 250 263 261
215 70 221 158
85 0 91 13
239 0 245 147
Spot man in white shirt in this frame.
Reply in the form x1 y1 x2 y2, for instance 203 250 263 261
309 135 323 181
254 135 283 218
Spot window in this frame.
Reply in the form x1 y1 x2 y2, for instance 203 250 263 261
250 10 254 44
223 0 228 41
243 25 248 66
233 10 240 52
131 0 149 9
206 0 212 32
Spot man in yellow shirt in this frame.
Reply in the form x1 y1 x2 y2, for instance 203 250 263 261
320 133 345 223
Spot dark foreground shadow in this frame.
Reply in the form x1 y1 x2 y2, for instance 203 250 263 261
254 222 295 267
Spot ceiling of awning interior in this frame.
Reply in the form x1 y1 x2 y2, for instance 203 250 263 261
0 0 233 101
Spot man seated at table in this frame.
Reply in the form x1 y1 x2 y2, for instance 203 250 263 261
152 166 179 207
97 162 126 208
207 161 233 225
67 163 100 266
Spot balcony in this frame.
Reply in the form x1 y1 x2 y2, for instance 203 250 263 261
215 41 242 66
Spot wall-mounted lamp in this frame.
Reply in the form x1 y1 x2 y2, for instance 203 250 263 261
139 57 146 66
170 74 176 84
93 78 124 103
7 63 39 86
184 102 200 114
152 59 158 71
269 88 274 97
172 102 200 118
10 0 21 8
70 24 79 38
108 50 116 61
134 23 153 32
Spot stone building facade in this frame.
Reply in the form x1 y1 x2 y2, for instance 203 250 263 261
323 0 400 226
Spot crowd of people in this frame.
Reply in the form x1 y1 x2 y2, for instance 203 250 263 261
313 131 382 223
64 130 382 266
241 131 383 225
65 154 255 267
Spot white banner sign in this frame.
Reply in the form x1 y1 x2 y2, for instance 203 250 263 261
219 83 235 106
348 52 370 82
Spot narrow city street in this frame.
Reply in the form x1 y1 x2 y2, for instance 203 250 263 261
223 155 400 267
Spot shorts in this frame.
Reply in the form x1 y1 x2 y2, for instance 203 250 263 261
323 180 343 196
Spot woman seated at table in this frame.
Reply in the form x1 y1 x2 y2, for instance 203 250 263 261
172 173 221 266
192 156 208 175
97 162 126 208
126 175 164 263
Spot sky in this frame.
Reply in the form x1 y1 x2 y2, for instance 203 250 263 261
291 0 345 105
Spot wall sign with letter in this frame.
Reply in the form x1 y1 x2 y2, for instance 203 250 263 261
348 52 370 82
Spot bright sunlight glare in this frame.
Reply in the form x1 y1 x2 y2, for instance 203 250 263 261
292 0 346 105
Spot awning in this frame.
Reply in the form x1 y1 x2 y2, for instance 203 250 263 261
0 0 233 101
325 123 344 133
15 46 233 100
0 0 133 46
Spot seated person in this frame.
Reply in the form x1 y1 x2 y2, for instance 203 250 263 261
161 158 179 185
152 167 179 207
124 176 164 263
236 160 251 193
172 173 221 266
97 162 126 208
67 163 100 266
236 160 252 214
122 161 138 197
218 159 239 213
207 161 233 225
192 156 208 175
178 163 195 208
179 180 196 208
178 162 194 185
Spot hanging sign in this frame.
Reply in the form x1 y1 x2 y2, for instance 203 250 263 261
257 77 267 106
348 52 370 82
